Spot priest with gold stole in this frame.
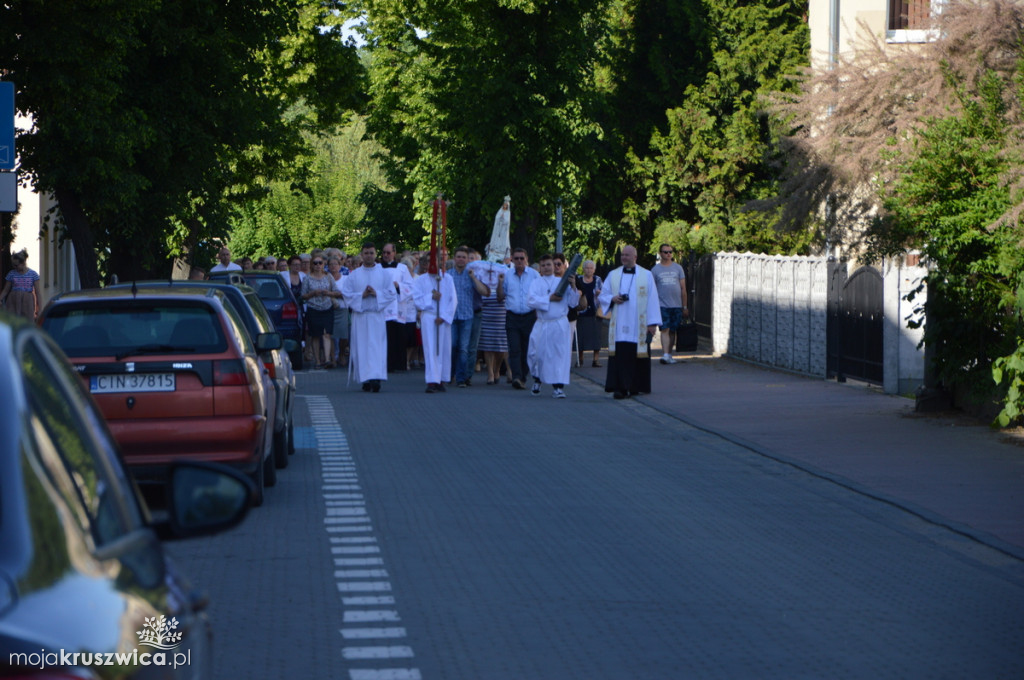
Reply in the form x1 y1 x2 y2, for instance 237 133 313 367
598 245 662 399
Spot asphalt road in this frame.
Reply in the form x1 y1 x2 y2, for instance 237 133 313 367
168 368 1024 679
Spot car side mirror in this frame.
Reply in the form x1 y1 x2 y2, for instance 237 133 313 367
256 331 283 352
158 461 253 540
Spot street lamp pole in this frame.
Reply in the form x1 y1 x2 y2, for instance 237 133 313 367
555 198 563 253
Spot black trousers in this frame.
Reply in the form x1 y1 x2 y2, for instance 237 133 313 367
386 320 406 371
604 341 652 394
505 311 536 381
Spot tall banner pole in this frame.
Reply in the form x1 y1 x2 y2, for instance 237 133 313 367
429 193 448 355
428 195 440 275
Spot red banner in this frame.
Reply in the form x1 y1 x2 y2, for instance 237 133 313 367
428 194 447 275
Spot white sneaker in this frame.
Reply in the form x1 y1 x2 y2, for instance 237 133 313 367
661 355 677 365
552 388 566 399
531 380 541 395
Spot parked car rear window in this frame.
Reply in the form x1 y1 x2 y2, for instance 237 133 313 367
43 303 228 357
248 277 288 301
209 273 288 300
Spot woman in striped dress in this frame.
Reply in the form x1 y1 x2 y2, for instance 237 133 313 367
476 266 508 384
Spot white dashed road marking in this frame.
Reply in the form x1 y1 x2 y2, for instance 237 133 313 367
300 395 422 680
343 646 416 660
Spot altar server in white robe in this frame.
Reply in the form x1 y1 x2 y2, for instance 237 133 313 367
412 254 457 393
526 253 581 399
598 245 662 399
341 243 398 392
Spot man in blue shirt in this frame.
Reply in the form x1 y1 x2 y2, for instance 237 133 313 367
449 246 490 387
497 247 540 389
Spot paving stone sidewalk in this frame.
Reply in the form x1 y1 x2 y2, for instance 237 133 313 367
574 345 1024 558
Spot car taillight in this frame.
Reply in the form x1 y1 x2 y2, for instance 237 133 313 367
263 360 276 379
213 359 249 386
282 302 298 320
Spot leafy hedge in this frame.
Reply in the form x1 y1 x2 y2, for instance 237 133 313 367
876 66 1024 424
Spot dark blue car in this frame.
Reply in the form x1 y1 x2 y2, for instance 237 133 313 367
207 271 305 369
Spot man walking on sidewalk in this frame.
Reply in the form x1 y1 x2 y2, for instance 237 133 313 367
651 243 688 364
598 246 662 399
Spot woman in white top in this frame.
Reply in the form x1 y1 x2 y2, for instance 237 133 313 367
328 256 350 367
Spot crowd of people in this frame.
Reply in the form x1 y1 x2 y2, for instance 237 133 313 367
210 240 691 399
1 237 690 399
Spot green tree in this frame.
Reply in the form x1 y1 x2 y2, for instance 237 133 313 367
625 0 810 257
227 116 391 258
583 0 711 253
878 67 1023 418
0 0 363 286
356 0 608 255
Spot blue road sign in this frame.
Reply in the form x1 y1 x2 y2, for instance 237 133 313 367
0 82 14 170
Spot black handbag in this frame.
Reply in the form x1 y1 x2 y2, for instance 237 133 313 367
675 320 698 352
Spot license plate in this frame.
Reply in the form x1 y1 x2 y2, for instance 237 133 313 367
90 373 176 394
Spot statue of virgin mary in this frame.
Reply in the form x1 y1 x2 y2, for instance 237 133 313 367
485 195 511 263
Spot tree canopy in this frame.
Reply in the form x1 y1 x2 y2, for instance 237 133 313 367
346 0 809 263
3 0 813 275
354 0 611 255
1 0 364 286
227 116 391 258
625 0 810 257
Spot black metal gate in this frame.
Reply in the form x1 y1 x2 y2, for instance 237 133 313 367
827 263 883 384
686 254 714 341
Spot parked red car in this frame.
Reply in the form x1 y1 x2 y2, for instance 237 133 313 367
40 287 279 505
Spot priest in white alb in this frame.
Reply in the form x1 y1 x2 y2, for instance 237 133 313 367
598 245 662 399
526 253 581 399
412 253 458 393
341 243 397 392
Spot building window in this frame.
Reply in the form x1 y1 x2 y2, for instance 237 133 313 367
888 0 930 30
887 0 941 43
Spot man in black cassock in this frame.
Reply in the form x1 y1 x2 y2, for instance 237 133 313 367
597 246 663 399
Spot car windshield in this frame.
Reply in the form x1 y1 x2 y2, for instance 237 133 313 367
42 303 227 358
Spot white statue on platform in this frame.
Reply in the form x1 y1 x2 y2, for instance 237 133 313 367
486 195 511 264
